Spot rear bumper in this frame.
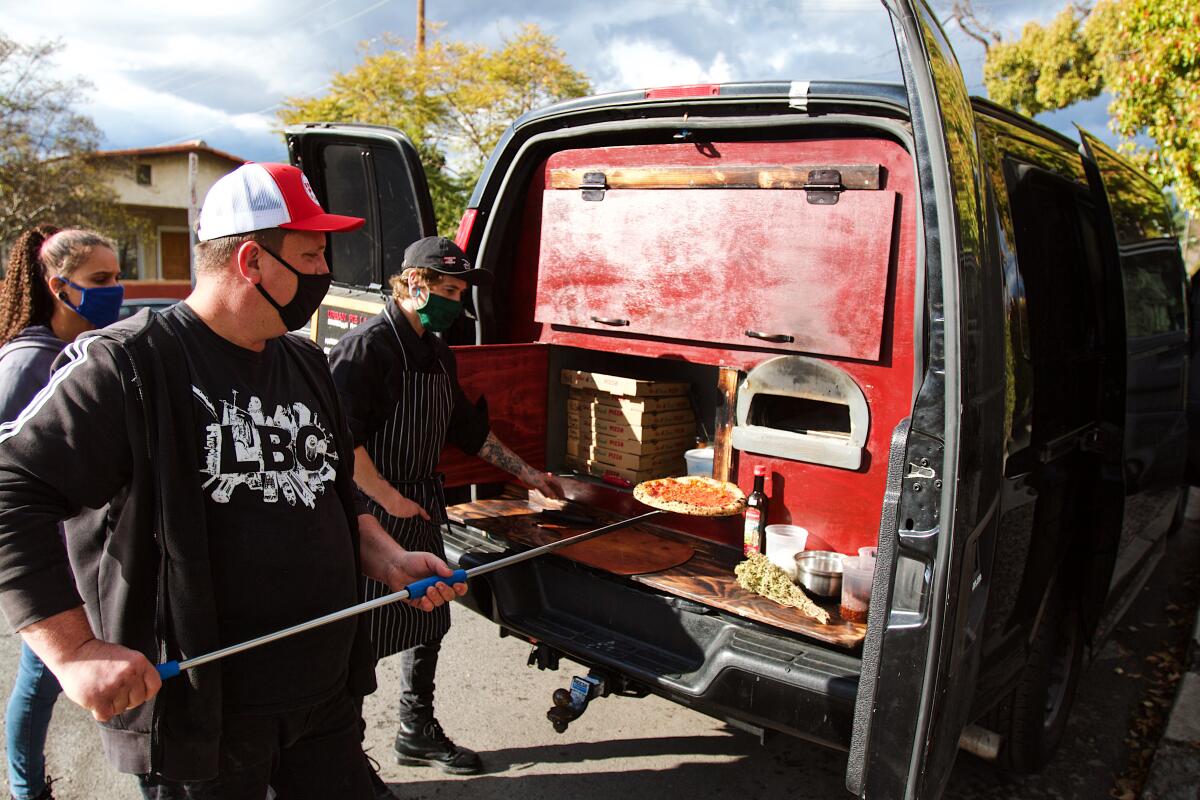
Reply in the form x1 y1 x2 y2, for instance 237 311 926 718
445 522 861 749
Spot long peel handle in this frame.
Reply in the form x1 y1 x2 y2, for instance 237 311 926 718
155 568 469 680
403 568 468 600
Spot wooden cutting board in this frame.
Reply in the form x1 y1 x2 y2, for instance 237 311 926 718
552 527 694 575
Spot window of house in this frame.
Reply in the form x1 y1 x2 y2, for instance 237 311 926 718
117 240 143 279
136 164 152 186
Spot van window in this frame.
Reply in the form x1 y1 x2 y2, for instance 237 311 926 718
374 146 423 283
1006 163 1107 442
320 143 377 287
1121 248 1186 338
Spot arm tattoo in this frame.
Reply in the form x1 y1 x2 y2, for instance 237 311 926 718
478 432 533 478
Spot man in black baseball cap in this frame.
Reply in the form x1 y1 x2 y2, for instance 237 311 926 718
328 235 563 778
401 236 493 287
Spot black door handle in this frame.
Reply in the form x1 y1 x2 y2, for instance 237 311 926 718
591 316 631 327
745 330 794 344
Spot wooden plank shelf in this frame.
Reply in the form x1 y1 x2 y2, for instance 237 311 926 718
547 165 883 191
447 496 866 650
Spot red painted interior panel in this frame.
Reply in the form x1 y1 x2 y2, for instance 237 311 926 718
437 344 549 488
535 188 896 361
486 137 917 555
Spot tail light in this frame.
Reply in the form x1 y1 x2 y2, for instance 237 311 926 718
454 209 478 251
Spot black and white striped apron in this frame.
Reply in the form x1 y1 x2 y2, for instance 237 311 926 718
362 312 454 660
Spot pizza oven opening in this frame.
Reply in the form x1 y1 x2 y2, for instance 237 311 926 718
732 355 868 470
747 394 852 437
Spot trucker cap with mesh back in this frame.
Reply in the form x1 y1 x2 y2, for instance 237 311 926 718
197 163 365 242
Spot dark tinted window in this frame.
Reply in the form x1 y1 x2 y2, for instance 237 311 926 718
1084 140 1174 245
373 144 423 283
320 144 377 287
1122 247 1186 337
1007 164 1107 440
315 141 426 288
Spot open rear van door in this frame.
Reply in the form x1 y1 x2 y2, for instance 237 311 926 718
285 123 437 350
286 124 549 487
847 2 1001 797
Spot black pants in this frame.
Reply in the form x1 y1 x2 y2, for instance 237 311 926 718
398 641 440 726
137 690 374 800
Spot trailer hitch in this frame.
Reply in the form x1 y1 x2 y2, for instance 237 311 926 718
547 673 609 733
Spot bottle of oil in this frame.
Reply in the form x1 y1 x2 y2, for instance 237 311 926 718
742 465 769 556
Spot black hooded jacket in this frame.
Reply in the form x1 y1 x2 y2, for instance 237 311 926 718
0 309 376 780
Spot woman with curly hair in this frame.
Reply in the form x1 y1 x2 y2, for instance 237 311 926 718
0 225 122 800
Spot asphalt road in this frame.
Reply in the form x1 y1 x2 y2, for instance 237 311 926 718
3 521 1196 800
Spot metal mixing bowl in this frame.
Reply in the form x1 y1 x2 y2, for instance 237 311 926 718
793 551 845 597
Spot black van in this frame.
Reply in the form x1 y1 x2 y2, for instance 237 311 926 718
284 2 1189 796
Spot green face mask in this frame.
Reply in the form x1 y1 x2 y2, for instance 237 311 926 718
414 288 462 332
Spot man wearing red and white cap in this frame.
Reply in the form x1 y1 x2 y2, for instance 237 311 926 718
0 163 464 800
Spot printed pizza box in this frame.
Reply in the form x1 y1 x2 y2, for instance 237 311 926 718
560 369 690 398
568 399 694 429
564 454 676 485
569 396 695 426
568 388 692 415
580 418 697 443
592 404 695 428
583 444 687 473
569 420 696 445
592 430 695 457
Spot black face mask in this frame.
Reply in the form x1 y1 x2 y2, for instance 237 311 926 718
255 243 332 331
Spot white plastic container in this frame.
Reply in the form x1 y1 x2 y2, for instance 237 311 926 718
840 555 874 623
765 524 809 578
684 447 714 476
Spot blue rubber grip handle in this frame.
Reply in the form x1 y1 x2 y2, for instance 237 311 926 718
405 569 468 600
157 661 180 680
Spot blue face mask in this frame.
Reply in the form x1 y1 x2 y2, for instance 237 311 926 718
59 278 125 329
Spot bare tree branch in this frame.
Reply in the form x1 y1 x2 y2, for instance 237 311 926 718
947 1 1002 52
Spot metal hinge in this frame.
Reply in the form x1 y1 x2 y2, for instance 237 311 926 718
581 171 607 201
804 169 844 205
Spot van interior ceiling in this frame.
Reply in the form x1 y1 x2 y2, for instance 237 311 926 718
440 124 921 650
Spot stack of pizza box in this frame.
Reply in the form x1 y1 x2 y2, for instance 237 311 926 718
561 369 696 484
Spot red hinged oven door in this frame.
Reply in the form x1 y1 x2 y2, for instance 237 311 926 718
437 343 549 488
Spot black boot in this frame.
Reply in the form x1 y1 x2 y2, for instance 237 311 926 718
394 718 482 775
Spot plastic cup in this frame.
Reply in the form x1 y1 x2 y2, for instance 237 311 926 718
858 546 878 564
684 448 714 476
765 524 809 578
840 555 873 623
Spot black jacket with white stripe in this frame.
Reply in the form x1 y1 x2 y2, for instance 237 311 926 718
0 309 376 781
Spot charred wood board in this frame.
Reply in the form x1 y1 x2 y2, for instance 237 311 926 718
548 165 883 190
447 497 866 649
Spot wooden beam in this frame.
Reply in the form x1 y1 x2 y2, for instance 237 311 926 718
548 164 882 191
712 367 740 482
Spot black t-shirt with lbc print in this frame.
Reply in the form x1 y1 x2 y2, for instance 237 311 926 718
164 304 359 714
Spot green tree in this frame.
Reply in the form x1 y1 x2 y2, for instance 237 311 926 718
974 0 1200 216
280 24 590 235
0 32 140 248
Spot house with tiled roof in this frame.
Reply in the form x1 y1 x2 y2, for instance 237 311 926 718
94 140 244 281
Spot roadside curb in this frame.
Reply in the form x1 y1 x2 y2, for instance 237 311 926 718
1140 588 1200 799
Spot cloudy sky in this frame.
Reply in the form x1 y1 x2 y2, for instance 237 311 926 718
2 0 1112 163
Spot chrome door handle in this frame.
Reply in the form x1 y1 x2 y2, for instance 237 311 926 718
591 316 631 327
745 330 794 344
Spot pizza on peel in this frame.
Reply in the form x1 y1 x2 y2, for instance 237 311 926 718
633 475 747 517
